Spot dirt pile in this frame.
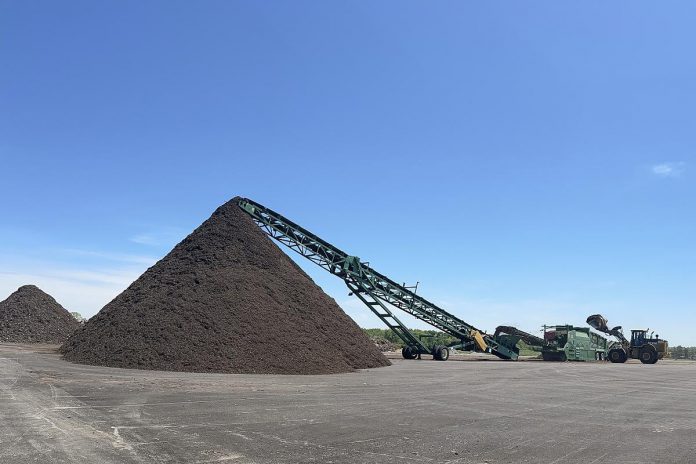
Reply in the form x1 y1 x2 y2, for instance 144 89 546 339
371 336 400 352
0 285 80 343
61 197 390 374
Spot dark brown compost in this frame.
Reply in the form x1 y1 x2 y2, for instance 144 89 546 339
0 285 80 343
61 198 390 374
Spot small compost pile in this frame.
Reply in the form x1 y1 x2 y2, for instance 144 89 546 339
0 285 79 343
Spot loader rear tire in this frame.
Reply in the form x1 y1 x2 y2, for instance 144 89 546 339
639 345 658 364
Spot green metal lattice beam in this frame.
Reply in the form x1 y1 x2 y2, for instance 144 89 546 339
238 197 517 360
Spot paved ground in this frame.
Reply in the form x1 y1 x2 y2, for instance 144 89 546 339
1 344 695 464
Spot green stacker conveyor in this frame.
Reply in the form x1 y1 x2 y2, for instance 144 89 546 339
238 198 520 361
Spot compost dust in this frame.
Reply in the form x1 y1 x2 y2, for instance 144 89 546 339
0 285 80 343
61 197 390 374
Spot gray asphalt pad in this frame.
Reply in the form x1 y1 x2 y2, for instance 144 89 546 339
1 344 694 464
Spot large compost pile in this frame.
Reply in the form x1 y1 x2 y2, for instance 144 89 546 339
61 197 389 374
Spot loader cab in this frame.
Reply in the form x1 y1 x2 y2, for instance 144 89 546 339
631 330 647 347
631 329 660 347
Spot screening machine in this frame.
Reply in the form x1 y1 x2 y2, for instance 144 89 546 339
541 325 610 361
237 198 519 361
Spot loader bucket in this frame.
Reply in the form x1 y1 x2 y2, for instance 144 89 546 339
586 314 609 332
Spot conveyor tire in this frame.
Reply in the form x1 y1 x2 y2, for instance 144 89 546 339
402 346 418 360
432 345 442 360
436 346 450 361
401 346 411 359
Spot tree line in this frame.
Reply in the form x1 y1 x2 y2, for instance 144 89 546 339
669 346 696 360
362 328 539 356
362 328 457 347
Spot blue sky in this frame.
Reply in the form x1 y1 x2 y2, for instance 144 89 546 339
1 2 694 344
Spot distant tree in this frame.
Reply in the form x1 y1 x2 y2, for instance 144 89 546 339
362 328 461 349
70 312 85 322
671 346 679 358
668 346 693 359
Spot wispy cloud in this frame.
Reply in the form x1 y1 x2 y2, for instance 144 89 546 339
651 162 685 178
130 234 159 245
0 268 139 289
0 267 143 318
130 228 187 247
0 250 152 318
61 248 158 266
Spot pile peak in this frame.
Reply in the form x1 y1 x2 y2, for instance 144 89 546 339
17 284 40 291
14 284 44 296
0 285 80 343
61 197 390 374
